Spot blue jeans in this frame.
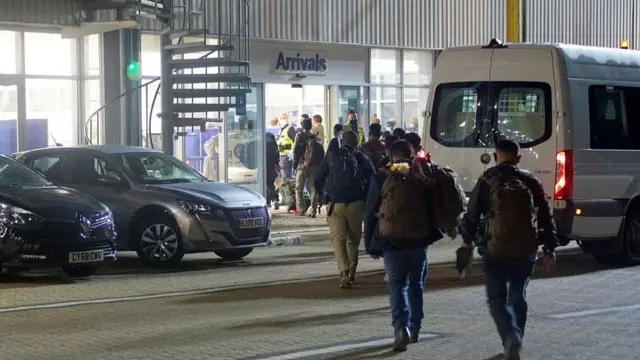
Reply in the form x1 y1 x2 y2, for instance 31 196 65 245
483 256 536 345
383 247 428 335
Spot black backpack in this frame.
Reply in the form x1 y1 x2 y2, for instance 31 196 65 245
330 147 364 198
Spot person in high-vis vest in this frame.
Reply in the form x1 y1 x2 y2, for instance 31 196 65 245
342 110 365 145
276 113 295 157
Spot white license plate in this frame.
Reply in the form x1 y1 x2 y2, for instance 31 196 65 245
237 217 264 229
68 250 104 264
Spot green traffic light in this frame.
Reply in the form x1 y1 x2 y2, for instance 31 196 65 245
126 61 141 81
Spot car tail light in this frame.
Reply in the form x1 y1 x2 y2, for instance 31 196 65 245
554 150 573 200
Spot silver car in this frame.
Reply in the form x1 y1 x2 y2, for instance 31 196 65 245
14 145 271 265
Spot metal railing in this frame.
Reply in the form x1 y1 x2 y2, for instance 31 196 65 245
84 0 250 147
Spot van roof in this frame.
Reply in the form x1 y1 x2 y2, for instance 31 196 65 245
444 42 640 80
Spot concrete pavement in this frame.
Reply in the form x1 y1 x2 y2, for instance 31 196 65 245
0 248 637 360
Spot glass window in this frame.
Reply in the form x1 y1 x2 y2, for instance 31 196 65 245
0 31 17 74
83 34 101 76
84 79 102 145
370 49 400 85
589 85 640 149
25 32 76 76
370 87 398 132
116 152 206 184
265 84 304 126
430 82 551 148
141 78 162 147
31 155 66 182
0 84 18 155
26 79 78 148
0 157 51 188
69 156 124 185
141 34 161 76
403 88 430 134
403 51 433 86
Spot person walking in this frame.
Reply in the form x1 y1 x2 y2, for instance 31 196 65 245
460 139 559 360
292 117 324 217
360 123 387 171
315 131 374 288
364 139 442 352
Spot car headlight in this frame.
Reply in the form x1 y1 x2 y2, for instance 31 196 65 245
178 200 224 217
0 203 43 230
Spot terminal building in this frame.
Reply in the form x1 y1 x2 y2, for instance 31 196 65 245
0 0 636 195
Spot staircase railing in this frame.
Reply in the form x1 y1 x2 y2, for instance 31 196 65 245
84 0 250 147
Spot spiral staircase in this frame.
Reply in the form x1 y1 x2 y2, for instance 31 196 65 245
82 0 251 152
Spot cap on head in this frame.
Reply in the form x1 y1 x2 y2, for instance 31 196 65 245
301 118 313 131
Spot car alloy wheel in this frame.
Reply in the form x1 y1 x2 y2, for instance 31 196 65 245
140 224 179 262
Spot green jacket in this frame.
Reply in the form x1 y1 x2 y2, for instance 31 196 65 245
343 123 365 144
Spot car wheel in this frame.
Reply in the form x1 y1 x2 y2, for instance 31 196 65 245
134 215 185 266
214 248 253 261
62 265 100 278
618 211 640 266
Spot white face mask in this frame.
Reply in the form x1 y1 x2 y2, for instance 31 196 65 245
279 119 288 126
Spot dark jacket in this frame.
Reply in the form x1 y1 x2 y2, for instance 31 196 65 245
293 131 316 169
314 146 374 204
265 132 280 171
364 163 444 256
327 137 340 155
360 138 386 170
460 163 559 255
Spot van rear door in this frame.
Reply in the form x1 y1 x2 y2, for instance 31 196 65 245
489 48 557 195
426 46 557 195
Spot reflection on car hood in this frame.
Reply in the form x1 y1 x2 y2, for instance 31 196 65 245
0 186 107 220
148 182 266 208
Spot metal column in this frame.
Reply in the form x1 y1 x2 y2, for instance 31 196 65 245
101 30 123 144
160 32 174 155
122 29 142 146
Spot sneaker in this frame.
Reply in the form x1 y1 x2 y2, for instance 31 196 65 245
410 333 419 343
503 336 521 360
392 327 411 352
293 209 305 216
307 212 316 218
348 272 355 283
339 276 351 289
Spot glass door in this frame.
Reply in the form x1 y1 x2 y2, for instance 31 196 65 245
338 86 368 128
0 80 19 154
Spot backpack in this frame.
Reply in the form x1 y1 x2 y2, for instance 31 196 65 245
302 134 325 167
330 147 364 196
360 140 386 170
424 163 466 231
483 173 539 258
378 163 433 240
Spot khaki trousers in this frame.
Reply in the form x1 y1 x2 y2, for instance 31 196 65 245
295 166 318 213
327 201 365 275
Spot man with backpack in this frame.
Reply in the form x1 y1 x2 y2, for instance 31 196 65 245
360 123 387 171
314 131 374 288
292 117 325 217
460 139 559 360
364 139 443 352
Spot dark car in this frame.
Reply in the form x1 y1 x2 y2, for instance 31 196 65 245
14 145 271 265
0 154 117 277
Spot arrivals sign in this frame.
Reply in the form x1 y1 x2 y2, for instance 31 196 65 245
272 50 328 75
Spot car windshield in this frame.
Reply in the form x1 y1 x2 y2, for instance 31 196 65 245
115 152 207 184
429 81 551 148
0 156 52 188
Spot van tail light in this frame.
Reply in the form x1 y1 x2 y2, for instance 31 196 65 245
418 149 431 161
554 150 573 200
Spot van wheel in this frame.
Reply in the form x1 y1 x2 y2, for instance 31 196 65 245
214 249 253 261
134 214 185 266
618 212 640 266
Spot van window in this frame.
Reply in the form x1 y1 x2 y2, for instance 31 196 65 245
430 81 552 148
589 85 640 150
